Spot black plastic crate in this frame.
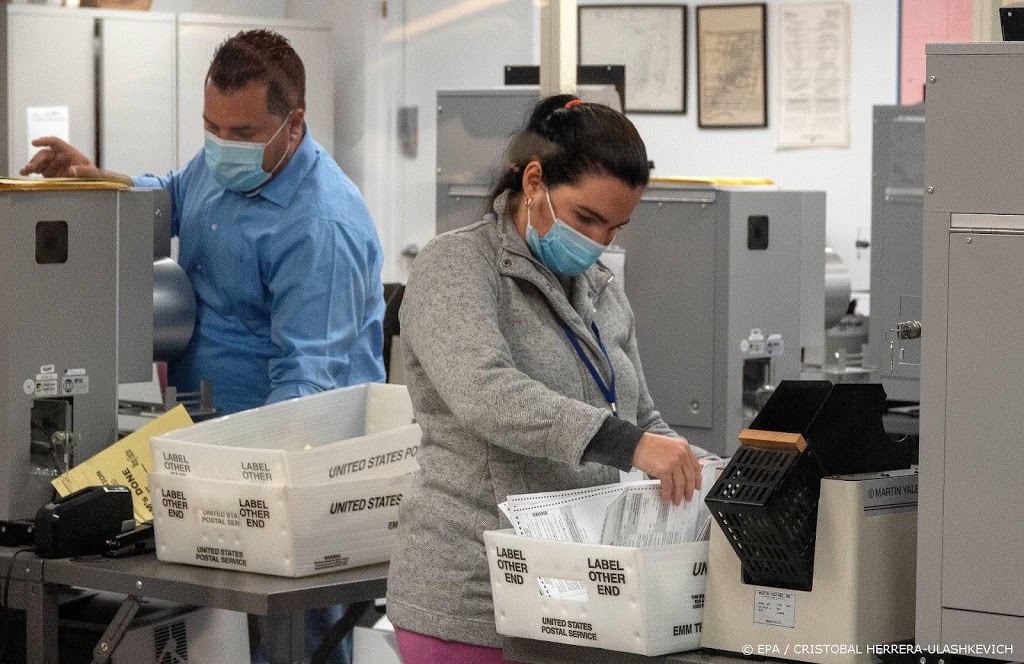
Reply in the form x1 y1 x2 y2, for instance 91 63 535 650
706 381 907 592
707 446 821 590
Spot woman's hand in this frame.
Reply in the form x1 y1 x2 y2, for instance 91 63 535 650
631 432 702 505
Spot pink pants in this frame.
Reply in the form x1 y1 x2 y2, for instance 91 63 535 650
394 628 524 664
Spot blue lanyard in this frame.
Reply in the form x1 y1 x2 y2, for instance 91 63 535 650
556 317 618 417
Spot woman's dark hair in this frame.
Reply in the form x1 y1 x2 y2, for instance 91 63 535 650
487 94 650 217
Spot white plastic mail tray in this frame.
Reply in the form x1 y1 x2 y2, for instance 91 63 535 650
152 469 416 577
485 529 708 656
150 383 419 486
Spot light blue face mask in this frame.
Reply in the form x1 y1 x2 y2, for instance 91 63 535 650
526 189 606 276
204 111 292 194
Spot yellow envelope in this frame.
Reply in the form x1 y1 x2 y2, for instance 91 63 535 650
52 405 193 524
649 176 775 187
0 176 133 191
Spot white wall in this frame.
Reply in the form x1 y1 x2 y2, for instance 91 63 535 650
580 0 898 295
288 0 535 282
150 0 285 17
287 0 407 282
295 0 898 289
398 0 535 278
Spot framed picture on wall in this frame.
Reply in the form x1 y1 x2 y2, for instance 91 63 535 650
578 4 687 113
696 3 768 128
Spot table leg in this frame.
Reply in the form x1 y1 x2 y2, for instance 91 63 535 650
266 610 305 664
24 580 59 664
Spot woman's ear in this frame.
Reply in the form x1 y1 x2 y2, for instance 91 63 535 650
521 161 544 202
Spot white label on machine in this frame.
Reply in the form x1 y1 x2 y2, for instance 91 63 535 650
740 329 766 354
35 378 59 397
862 473 918 515
753 589 796 628
62 374 89 395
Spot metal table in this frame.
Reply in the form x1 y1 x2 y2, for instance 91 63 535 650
504 638 751 664
5 547 387 664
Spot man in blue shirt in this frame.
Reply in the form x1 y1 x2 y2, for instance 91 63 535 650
22 29 383 664
22 29 386 414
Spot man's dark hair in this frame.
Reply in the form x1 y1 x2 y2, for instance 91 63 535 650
207 29 306 117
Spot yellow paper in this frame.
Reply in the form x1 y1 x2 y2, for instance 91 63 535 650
0 176 132 191
649 176 775 187
52 405 193 524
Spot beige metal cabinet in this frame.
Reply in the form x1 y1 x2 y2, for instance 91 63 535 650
7 6 96 175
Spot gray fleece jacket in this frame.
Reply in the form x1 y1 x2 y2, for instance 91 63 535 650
386 203 709 647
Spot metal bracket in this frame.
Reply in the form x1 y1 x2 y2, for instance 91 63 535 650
91 594 141 664
885 320 922 372
310 600 373 664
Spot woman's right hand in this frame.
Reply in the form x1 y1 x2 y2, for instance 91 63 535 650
631 432 702 505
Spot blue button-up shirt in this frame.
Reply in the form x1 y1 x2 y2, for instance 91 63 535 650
135 131 385 415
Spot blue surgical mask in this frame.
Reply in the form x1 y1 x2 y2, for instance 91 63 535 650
204 112 292 194
525 189 605 276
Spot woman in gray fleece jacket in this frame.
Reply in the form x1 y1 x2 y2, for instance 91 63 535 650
387 95 714 664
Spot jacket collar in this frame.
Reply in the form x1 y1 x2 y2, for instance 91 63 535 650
491 191 614 303
491 199 615 356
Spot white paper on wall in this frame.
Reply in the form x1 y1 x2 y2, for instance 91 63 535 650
26 106 70 166
776 2 851 149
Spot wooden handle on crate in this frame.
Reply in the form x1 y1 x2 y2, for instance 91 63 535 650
738 429 807 452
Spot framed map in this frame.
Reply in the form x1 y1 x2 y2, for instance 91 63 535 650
578 5 687 114
696 3 767 127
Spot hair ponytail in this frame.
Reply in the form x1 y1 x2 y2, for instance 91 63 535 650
487 95 649 218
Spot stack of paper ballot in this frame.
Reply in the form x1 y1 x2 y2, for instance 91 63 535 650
499 459 727 547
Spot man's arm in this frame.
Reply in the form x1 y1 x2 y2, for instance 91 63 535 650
264 217 385 403
21 137 131 183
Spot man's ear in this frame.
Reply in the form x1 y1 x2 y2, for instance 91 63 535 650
288 108 306 140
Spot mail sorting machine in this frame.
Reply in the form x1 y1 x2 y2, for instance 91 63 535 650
918 41 1024 650
701 380 917 664
0 187 194 524
436 89 826 457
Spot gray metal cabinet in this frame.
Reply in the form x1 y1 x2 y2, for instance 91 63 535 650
621 189 717 434
867 105 924 403
435 89 536 235
918 42 1024 647
944 233 1024 615
0 189 156 521
617 185 825 456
